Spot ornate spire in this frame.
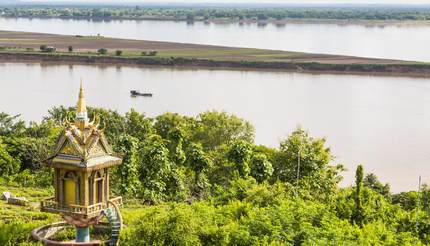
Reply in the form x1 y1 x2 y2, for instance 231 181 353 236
76 79 88 129
77 79 86 114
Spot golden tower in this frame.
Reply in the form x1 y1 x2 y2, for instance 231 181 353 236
40 82 123 243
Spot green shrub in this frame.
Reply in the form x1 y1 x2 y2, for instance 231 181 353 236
39 45 56 53
141 50 157 56
98 48 108 55
148 50 158 56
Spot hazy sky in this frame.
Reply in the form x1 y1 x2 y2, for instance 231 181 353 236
19 0 430 4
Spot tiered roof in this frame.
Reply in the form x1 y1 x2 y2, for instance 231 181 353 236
46 82 121 170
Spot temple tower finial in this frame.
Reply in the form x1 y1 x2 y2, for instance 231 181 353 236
76 79 88 129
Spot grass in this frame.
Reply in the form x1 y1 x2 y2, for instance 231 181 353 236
0 184 149 245
0 184 55 221
0 184 56 246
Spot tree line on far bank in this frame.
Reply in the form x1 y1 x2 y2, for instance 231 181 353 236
2 6 430 21
1 107 430 244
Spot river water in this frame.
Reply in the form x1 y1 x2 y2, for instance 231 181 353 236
1 62 429 191
0 17 430 61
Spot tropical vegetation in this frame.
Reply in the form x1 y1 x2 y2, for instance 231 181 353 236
0 107 429 245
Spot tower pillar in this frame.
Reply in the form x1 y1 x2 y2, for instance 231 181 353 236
76 226 90 242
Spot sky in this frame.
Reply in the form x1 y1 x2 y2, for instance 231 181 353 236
17 0 430 4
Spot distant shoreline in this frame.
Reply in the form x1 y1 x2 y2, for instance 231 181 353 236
1 52 430 78
2 15 430 27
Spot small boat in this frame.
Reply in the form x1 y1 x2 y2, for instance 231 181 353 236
130 90 153 97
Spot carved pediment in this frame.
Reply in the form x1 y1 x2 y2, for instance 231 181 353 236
59 142 80 156
89 142 107 156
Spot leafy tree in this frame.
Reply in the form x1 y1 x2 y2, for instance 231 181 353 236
186 143 211 174
299 163 344 201
44 106 74 124
273 127 332 183
227 140 253 177
154 113 192 166
138 135 173 202
68 45 73 52
0 140 19 176
364 173 391 199
115 50 122 56
10 137 52 170
114 135 140 196
154 112 191 140
166 127 186 165
392 191 419 211
0 113 26 136
186 143 212 197
192 111 254 150
125 109 153 141
419 184 430 214
249 153 273 183
24 120 60 139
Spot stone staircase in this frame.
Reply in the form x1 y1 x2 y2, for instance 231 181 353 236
105 206 122 246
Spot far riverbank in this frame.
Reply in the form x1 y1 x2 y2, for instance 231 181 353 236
0 30 429 77
2 52 430 78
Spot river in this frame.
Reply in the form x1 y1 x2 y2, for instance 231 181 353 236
0 62 429 191
0 17 430 62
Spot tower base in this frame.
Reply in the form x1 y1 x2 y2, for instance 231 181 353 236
76 226 90 242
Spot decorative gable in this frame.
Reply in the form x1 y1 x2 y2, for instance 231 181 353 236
59 142 80 156
89 142 107 156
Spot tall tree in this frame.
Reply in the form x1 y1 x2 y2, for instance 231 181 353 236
0 140 19 176
0 113 26 137
352 165 365 227
125 109 153 141
192 111 254 150
364 173 391 199
186 143 212 197
250 153 273 183
273 127 332 183
227 140 253 177
114 135 140 196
